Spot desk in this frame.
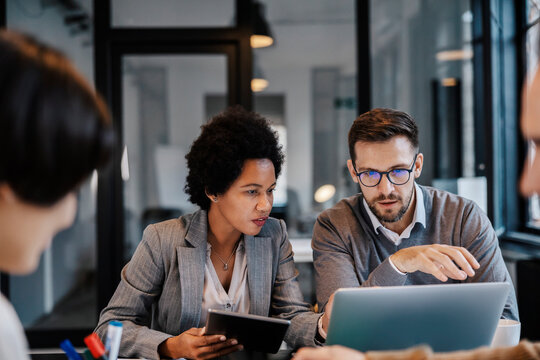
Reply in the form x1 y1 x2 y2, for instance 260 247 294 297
30 350 294 360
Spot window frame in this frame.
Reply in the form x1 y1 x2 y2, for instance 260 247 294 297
500 0 540 248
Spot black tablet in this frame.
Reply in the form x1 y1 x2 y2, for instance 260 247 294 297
205 309 291 354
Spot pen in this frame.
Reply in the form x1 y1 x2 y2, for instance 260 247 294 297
104 321 123 360
60 339 83 360
84 333 109 360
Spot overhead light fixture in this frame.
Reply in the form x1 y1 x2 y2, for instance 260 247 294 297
251 78 269 92
250 2 274 48
314 184 336 204
436 49 473 61
462 10 473 23
442 78 458 87
251 56 268 92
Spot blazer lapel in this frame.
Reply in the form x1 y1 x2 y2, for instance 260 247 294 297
245 234 273 316
177 210 207 329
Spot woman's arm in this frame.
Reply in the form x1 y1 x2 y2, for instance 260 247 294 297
94 225 169 360
270 219 322 348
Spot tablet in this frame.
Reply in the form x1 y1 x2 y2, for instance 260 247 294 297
327 282 510 352
205 309 291 353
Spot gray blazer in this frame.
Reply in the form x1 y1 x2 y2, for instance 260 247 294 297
95 210 320 360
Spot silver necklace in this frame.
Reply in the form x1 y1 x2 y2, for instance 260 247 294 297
211 241 240 271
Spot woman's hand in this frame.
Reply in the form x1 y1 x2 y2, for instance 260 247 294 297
158 327 243 359
294 345 365 360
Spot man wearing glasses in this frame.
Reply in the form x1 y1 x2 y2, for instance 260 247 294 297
312 108 518 325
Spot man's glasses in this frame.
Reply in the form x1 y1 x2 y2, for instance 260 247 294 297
355 154 418 187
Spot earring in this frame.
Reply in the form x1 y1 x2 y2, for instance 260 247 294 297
212 197 218 202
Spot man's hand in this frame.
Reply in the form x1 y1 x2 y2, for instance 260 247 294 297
389 244 480 282
320 292 335 334
158 327 243 360
294 345 365 360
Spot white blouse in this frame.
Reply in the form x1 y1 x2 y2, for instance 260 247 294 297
0 294 30 360
199 238 250 327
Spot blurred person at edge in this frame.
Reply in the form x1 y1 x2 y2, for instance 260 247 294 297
293 43 540 360
0 30 114 360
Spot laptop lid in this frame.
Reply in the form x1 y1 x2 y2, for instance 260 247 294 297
326 282 510 352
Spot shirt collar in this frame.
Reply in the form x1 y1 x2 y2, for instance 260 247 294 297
362 183 426 234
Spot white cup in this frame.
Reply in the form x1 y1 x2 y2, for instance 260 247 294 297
490 319 521 348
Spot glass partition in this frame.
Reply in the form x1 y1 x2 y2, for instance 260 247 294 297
122 54 228 261
253 0 357 238
112 0 235 28
370 0 484 210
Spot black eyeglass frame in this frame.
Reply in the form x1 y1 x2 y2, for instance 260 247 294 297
355 153 419 187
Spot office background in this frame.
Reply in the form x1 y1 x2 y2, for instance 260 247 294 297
0 0 540 348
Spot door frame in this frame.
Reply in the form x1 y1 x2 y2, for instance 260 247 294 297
94 0 253 318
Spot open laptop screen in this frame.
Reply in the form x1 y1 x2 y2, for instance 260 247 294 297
326 282 510 352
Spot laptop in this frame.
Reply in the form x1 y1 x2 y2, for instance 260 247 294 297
326 282 510 352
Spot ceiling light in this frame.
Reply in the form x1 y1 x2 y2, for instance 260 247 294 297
442 78 458 87
251 55 268 92
251 78 269 92
250 2 274 48
436 49 473 61
314 184 336 203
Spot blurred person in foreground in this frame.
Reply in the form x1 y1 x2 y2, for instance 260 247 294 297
293 45 540 360
0 30 113 360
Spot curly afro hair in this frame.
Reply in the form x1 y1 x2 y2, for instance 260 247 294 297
185 106 284 210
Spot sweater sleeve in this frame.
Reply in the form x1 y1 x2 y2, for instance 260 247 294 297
312 212 361 311
460 202 519 320
312 211 406 311
366 341 540 360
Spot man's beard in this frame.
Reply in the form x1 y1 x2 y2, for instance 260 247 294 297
366 189 414 223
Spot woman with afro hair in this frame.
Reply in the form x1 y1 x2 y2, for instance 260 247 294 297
96 106 330 360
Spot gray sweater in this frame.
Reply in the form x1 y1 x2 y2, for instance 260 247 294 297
312 185 518 320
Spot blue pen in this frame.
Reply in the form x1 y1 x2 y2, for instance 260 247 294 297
60 339 83 360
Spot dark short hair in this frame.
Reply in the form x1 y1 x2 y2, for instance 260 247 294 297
185 106 284 211
348 108 419 162
0 31 114 205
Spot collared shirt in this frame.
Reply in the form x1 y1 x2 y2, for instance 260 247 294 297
362 183 426 246
199 239 250 327
363 183 426 274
